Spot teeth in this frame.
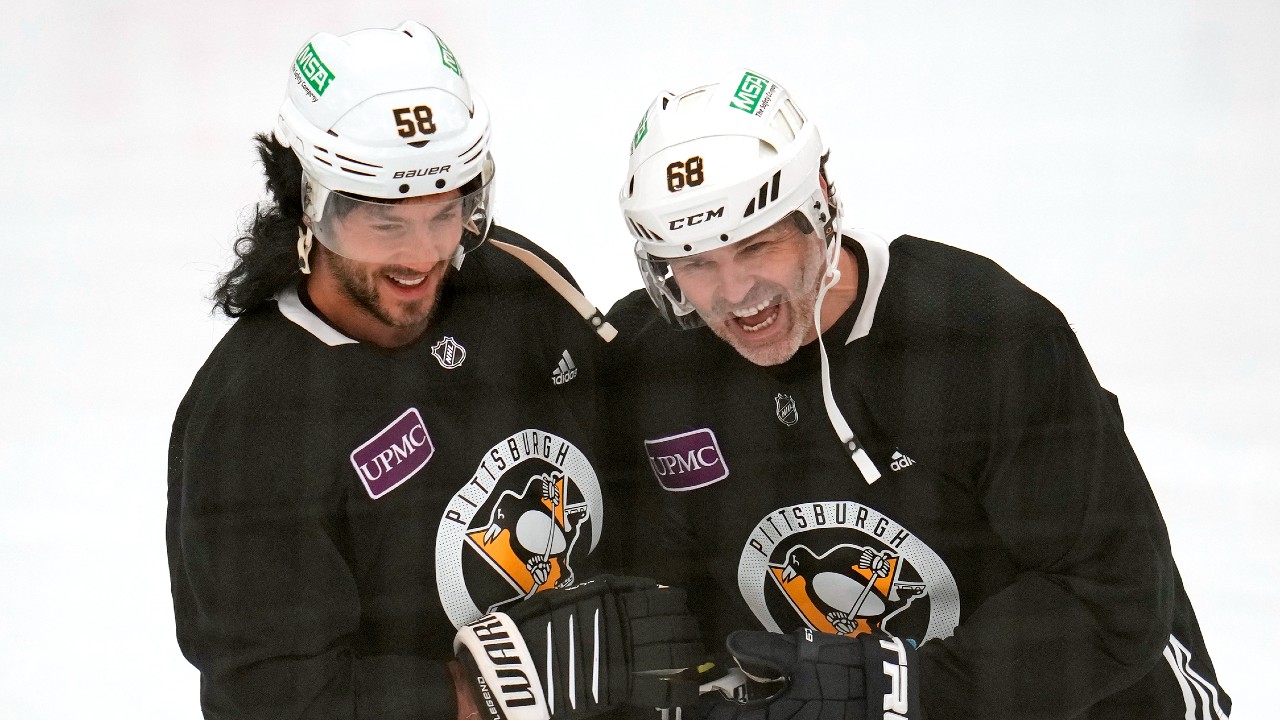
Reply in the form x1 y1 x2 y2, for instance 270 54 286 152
732 300 773 318
740 307 779 332
388 275 426 287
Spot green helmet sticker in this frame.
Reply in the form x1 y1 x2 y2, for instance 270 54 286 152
435 33 463 76
295 43 336 96
729 71 771 115
631 111 649 152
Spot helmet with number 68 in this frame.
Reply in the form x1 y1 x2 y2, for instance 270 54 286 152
276 21 495 264
619 69 840 346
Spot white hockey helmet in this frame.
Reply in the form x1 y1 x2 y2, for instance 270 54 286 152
619 68 839 328
276 21 494 265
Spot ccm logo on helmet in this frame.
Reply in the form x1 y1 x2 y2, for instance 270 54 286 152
393 165 451 179
669 206 724 230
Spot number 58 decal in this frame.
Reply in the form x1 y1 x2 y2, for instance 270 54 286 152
393 106 436 138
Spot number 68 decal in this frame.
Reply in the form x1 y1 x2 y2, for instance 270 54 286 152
666 156 705 192
393 106 436 138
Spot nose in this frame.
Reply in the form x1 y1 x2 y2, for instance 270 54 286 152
714 259 756 305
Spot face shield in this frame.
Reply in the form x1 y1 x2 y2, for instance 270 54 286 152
302 165 494 267
637 209 827 332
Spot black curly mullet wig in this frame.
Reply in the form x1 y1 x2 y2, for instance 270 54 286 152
212 133 307 317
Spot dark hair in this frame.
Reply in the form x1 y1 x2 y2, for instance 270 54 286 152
212 133 306 317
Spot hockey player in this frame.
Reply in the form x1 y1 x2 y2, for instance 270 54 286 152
602 69 1231 719
167 23 702 719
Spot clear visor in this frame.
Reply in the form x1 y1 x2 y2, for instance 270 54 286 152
637 210 827 330
304 173 493 266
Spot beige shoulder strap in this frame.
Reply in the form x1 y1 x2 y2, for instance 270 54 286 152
489 239 618 342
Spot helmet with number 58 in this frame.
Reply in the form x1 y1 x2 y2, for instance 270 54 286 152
276 20 495 266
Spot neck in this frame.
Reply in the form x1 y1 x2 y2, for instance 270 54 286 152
806 245 859 343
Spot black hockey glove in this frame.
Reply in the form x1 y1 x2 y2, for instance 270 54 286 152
699 628 921 720
453 575 705 720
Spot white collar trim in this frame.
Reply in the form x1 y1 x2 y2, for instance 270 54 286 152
276 285 358 346
843 229 890 344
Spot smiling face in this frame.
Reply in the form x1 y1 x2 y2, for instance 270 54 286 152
668 214 826 366
307 191 466 348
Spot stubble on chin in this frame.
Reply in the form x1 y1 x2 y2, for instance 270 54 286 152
710 296 814 367
333 257 441 330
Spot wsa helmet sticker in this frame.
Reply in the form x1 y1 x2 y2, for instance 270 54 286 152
436 429 602 628
738 501 960 645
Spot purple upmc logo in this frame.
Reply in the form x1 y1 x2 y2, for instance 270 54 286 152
350 408 435 499
643 428 729 491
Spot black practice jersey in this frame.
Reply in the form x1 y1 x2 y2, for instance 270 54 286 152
600 232 1229 720
168 227 606 719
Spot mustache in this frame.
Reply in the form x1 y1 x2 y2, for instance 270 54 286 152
708 282 786 318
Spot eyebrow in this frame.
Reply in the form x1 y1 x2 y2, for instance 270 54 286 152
365 200 461 222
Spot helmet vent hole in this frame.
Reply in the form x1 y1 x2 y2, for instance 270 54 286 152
628 176 635 196
683 244 693 252
408 140 429 148
399 184 410 194
720 234 729 242
435 179 446 189
327 129 339 137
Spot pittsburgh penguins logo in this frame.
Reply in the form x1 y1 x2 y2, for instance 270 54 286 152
466 471 588 610
738 501 960 644
437 430 602 628
770 543 927 637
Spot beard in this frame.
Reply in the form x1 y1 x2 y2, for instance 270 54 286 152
699 239 826 367
326 248 448 332
706 290 818 366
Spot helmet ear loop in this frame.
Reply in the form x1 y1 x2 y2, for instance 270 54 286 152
297 225 314 275
815 161 842 282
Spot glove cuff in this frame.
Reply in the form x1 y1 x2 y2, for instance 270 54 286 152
860 634 921 720
454 612 551 720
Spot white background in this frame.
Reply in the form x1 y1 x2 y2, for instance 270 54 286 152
3 1 1276 716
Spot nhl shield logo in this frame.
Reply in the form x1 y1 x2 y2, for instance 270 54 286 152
431 336 466 369
775 393 799 426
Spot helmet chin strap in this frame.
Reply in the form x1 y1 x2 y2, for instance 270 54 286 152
297 227 314 275
813 233 881 484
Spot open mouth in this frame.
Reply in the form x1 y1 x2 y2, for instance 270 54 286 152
731 298 782 333
386 272 427 288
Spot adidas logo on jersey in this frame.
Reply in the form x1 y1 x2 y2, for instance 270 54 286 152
552 350 578 385
890 450 916 472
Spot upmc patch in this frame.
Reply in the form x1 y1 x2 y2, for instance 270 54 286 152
643 428 728 491
350 408 435 499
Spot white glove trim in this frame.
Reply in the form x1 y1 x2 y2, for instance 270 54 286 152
454 612 551 720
